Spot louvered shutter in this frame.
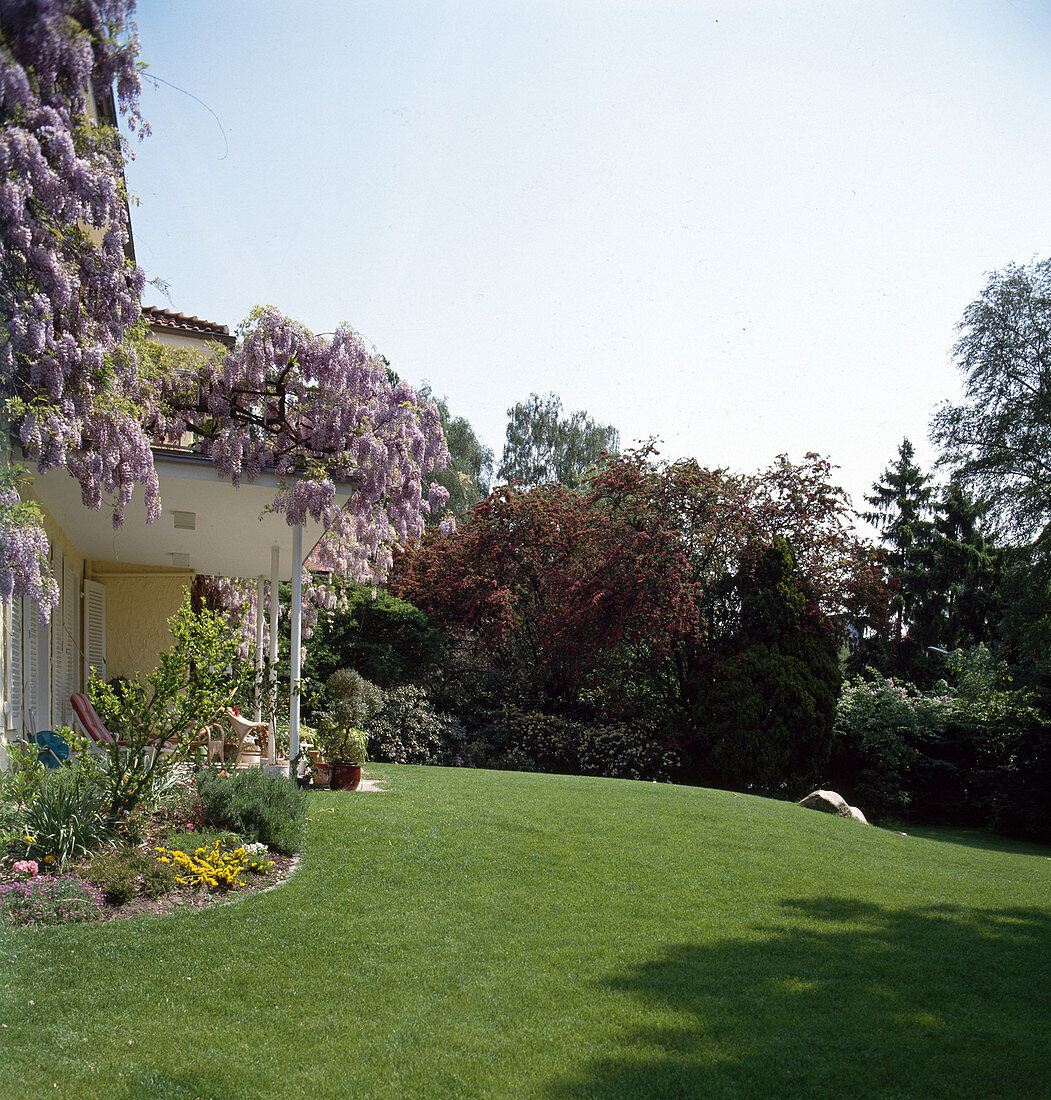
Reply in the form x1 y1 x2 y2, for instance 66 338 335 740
61 558 79 724
49 547 62 728
6 597 22 732
82 579 106 686
22 596 38 731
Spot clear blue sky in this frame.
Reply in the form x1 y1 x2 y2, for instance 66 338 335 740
124 0 1051 516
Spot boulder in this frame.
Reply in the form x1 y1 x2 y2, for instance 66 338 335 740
799 789 850 816
846 805 868 824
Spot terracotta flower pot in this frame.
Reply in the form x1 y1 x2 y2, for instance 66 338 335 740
330 762 362 790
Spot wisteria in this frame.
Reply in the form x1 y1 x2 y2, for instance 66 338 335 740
2 3 452 621
160 307 451 592
0 468 57 611
1 0 149 610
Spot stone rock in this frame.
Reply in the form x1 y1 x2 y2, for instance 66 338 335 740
798 790 869 824
799 789 851 816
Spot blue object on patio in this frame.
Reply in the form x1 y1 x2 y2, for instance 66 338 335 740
33 729 70 768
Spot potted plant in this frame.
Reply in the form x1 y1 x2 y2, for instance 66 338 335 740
314 669 384 790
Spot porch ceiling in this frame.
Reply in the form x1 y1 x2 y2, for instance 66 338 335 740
29 451 336 581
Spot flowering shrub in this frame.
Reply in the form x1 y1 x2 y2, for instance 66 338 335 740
155 840 249 892
829 648 1039 826
0 873 104 925
366 685 466 765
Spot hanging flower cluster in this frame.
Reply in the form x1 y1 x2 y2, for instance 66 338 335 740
1 3 452 621
160 307 451 587
1 0 151 608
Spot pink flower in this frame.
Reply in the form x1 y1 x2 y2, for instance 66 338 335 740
13 860 38 876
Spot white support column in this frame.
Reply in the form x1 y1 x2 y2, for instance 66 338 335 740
289 523 303 774
254 575 265 724
268 546 280 765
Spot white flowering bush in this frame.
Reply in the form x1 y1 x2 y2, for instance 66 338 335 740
829 647 1038 825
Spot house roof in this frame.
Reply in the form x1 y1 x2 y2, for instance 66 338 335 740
143 306 236 347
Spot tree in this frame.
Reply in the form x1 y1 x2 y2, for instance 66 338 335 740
863 439 934 642
1 6 451 614
417 386 493 519
931 256 1051 542
913 480 1002 654
394 447 888 789
697 538 842 793
497 392 618 488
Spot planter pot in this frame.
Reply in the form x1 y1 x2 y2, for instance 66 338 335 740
330 762 362 791
307 751 332 788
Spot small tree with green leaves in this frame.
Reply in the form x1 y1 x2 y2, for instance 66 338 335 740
314 669 386 763
87 594 251 816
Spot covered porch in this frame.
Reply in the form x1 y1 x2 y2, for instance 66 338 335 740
25 447 339 773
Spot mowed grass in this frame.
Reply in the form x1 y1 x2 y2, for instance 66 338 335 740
1 766 1049 1100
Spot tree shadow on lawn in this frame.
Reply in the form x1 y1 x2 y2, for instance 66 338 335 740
885 824 1051 858
116 1070 252 1100
545 898 1051 1100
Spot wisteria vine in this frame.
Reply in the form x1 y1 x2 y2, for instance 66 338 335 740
1 2 452 624
1 0 148 609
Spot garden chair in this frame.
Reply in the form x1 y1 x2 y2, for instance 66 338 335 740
224 709 271 765
70 693 222 762
25 711 69 768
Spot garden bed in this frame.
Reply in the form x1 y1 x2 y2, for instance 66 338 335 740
93 850 299 922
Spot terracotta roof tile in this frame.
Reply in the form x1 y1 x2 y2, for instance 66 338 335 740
143 305 235 346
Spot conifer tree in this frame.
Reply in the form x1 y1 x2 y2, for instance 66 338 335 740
863 439 934 641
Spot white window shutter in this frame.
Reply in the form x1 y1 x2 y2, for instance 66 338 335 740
6 597 22 732
82 579 106 686
62 558 79 725
22 596 38 730
50 546 62 729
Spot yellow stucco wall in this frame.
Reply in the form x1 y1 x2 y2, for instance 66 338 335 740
87 563 192 681
26 483 85 580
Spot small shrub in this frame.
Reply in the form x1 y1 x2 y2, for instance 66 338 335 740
0 873 104 925
164 828 242 855
468 708 680 781
155 840 248 891
194 769 307 855
86 846 178 903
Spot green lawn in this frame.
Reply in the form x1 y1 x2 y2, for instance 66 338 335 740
2 765 1049 1099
